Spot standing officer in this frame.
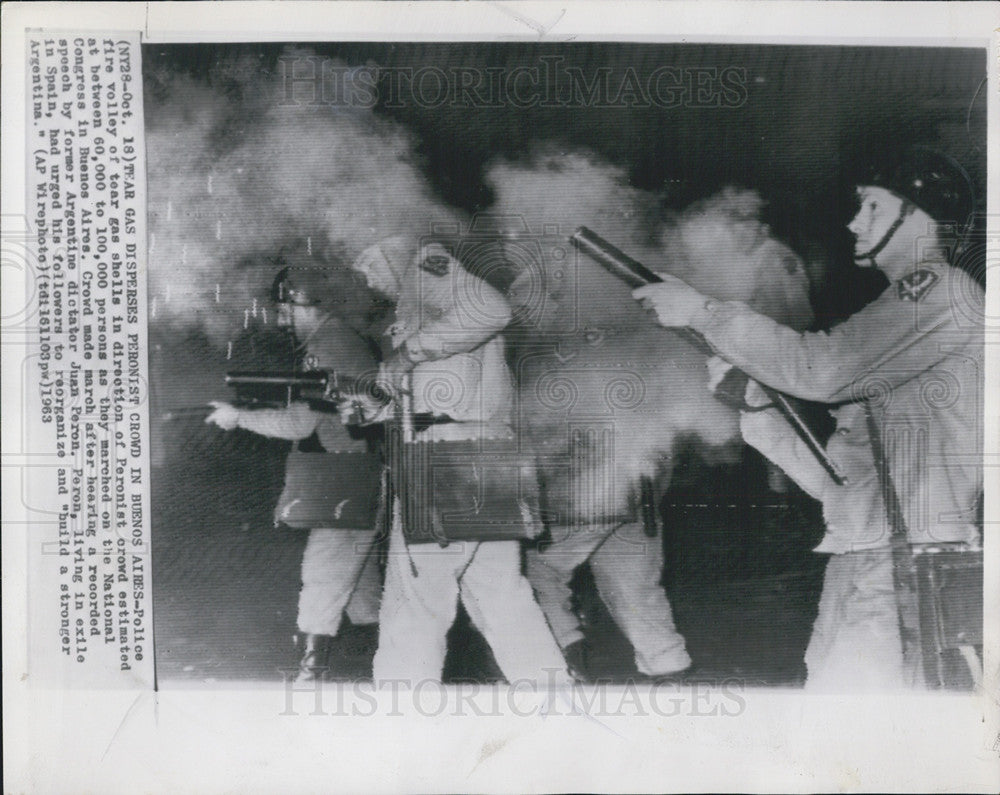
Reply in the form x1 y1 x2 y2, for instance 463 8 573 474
345 236 572 686
633 148 984 688
206 264 383 681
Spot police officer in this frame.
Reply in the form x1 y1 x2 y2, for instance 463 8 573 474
635 148 984 689
205 264 383 681
345 236 572 686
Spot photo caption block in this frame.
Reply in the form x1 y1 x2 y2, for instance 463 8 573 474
25 32 153 687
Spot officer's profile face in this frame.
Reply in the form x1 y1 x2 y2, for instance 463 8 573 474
848 186 905 263
275 303 322 338
275 302 295 329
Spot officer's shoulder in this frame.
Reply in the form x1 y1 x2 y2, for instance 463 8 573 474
894 259 981 306
893 259 947 304
939 260 985 296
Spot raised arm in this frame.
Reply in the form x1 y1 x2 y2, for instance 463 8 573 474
688 285 954 403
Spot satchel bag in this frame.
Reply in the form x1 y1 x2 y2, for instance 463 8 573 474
388 429 542 545
274 450 382 530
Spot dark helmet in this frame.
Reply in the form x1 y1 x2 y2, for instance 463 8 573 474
269 265 331 306
867 146 976 235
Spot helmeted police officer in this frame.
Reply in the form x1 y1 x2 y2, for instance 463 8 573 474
635 148 983 689
206 262 384 681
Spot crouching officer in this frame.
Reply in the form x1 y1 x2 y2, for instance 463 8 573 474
635 148 984 689
206 263 384 681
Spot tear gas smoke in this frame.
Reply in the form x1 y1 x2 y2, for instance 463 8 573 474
144 49 465 467
146 54 816 517
485 150 816 522
145 49 464 347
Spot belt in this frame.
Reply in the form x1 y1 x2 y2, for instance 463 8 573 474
411 413 456 432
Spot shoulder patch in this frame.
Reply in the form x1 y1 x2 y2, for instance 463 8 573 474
896 269 939 302
419 253 451 277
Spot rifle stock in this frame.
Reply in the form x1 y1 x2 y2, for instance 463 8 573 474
161 397 301 422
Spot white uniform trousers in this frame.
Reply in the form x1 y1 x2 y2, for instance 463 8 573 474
804 547 907 691
527 522 691 676
373 500 572 685
297 528 381 637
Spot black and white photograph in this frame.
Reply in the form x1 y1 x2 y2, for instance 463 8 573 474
3 3 998 792
145 38 987 690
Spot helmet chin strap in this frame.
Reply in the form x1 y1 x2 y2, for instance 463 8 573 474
853 200 914 268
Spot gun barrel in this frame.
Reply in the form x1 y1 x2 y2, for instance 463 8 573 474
224 370 329 388
570 226 848 486
571 227 716 356
571 227 664 289
161 405 214 421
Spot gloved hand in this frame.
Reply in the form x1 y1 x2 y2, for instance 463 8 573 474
632 275 708 327
337 364 398 425
743 378 771 409
336 393 388 425
205 400 240 431
706 355 734 392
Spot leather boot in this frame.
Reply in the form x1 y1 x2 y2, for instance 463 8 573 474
296 633 334 682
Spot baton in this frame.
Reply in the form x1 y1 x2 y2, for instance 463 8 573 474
570 226 848 486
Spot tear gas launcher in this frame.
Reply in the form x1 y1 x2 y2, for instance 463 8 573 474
569 226 847 486
163 370 389 425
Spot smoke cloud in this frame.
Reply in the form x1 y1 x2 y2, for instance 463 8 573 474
485 150 815 522
145 54 816 517
144 48 464 348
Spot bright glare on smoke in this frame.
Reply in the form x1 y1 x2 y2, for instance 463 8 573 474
145 48 464 347
486 151 815 520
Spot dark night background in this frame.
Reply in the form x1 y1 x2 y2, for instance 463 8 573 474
145 42 986 684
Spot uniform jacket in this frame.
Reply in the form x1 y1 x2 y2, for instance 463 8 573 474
691 257 983 546
363 237 515 438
